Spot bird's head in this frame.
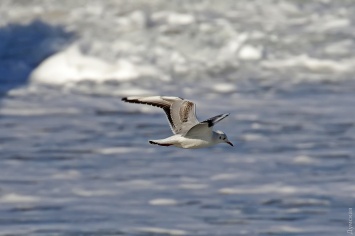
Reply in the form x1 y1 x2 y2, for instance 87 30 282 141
215 130 233 146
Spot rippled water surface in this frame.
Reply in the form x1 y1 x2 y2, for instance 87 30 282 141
0 1 354 235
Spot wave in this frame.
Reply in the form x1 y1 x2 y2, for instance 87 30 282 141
1 1 354 98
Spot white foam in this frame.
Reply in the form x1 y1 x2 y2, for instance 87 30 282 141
267 225 303 233
178 183 208 190
295 143 316 149
219 184 298 195
293 155 317 164
136 227 187 236
0 193 39 203
238 45 263 61
307 17 350 32
251 123 262 129
72 188 115 197
325 40 352 56
241 133 265 141
262 54 353 73
212 83 237 93
210 173 239 181
116 88 155 97
96 147 135 154
284 198 330 206
0 108 81 116
151 11 195 26
116 11 147 31
149 198 178 206
218 33 248 60
30 45 139 85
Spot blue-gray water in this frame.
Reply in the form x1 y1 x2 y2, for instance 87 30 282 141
0 1 354 235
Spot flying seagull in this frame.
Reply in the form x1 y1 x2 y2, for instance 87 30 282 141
122 96 233 149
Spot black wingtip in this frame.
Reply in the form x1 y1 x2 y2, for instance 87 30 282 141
202 113 230 127
121 97 128 102
207 120 213 127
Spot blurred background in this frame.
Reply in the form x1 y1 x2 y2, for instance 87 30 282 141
0 0 354 235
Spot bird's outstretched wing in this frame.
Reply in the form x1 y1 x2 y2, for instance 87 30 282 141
122 96 199 134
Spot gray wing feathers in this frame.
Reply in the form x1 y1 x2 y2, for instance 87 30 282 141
170 100 199 134
122 96 199 134
184 123 211 138
184 113 229 138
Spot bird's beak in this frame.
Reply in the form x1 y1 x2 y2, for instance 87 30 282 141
226 141 234 147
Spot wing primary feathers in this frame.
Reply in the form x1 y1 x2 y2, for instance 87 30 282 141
122 97 176 131
201 113 229 127
122 97 167 109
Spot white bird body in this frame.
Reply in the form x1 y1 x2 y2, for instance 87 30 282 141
150 134 214 149
122 96 233 149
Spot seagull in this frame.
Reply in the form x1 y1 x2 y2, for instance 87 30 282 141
122 96 233 149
